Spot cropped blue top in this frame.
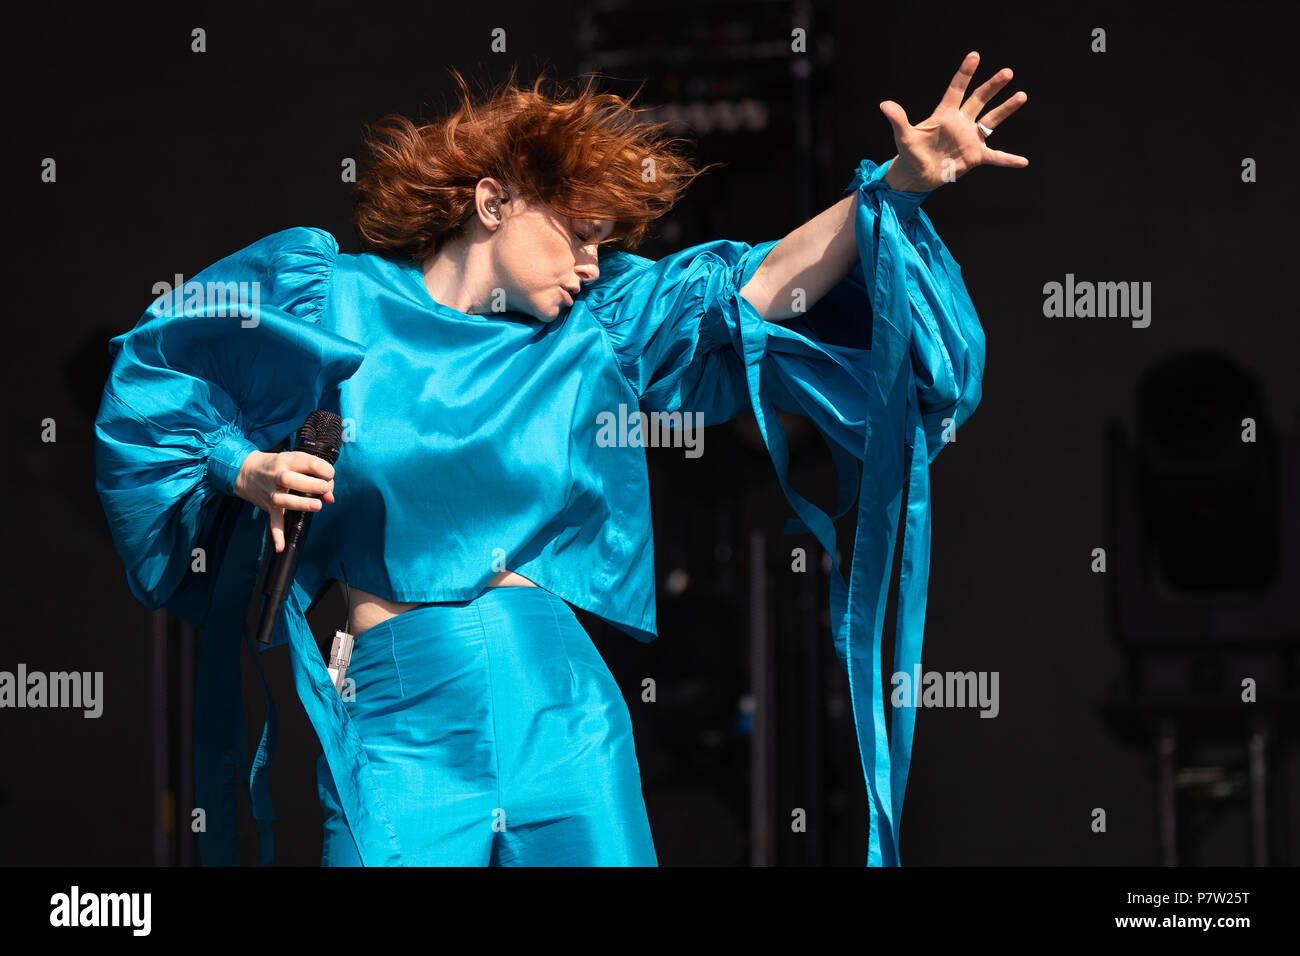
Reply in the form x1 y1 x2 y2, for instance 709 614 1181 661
93 157 986 866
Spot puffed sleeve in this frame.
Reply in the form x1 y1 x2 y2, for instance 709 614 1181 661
582 240 758 425
585 158 986 867
93 226 368 630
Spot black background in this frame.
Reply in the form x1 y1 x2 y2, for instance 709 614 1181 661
3 0 1298 867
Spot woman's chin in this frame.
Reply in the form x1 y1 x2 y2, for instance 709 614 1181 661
516 294 567 323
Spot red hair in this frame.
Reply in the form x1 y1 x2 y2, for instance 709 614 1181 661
352 65 720 262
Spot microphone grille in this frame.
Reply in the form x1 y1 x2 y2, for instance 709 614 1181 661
296 410 344 465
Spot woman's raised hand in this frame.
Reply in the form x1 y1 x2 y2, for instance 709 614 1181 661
233 450 336 553
879 50 1029 192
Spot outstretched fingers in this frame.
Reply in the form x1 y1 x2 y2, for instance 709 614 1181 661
939 51 981 112
979 89 1028 130
962 67 1016 120
981 146 1030 167
978 85 1029 166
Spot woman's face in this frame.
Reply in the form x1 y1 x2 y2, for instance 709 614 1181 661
491 195 614 322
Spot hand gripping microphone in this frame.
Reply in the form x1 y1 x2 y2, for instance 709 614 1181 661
256 410 344 645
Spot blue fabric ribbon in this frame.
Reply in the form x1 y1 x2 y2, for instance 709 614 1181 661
726 158 984 865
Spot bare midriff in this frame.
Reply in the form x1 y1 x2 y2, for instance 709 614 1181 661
347 570 538 637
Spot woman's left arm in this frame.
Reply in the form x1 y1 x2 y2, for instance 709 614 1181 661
740 50 1029 322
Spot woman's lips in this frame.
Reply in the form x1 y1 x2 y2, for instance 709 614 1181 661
560 287 574 306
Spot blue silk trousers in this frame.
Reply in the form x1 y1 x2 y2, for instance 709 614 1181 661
315 585 658 866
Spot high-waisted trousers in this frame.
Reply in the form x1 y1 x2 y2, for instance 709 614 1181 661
315 585 659 866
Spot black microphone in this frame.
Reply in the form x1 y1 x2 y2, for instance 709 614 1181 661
256 410 344 644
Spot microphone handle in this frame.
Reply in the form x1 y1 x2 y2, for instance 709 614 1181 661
256 489 319 644
255 421 341 644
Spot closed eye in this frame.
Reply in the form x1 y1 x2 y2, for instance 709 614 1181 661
574 220 614 245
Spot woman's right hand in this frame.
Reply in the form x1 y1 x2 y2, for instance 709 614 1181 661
233 450 336 553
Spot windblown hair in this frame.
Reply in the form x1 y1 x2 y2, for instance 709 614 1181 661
352 65 718 262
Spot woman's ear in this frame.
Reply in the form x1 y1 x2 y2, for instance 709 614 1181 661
474 178 511 228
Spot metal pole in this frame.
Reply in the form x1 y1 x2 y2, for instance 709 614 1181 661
151 608 169 866
801 549 824 865
1248 721 1268 866
750 528 773 865
179 620 196 866
1157 717 1177 866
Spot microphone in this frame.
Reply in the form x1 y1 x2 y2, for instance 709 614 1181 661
256 410 344 645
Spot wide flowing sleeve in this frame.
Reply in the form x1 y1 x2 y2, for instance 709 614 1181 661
585 158 986 867
93 226 367 630
93 227 369 868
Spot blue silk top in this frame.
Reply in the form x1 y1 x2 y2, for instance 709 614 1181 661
93 157 985 867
